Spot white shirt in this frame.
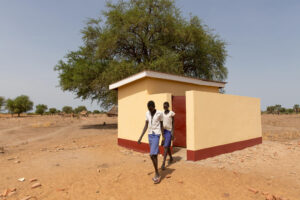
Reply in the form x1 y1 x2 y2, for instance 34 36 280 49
146 110 163 135
163 110 175 131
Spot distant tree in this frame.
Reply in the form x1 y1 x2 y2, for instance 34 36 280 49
35 104 48 115
62 106 73 114
287 108 294 114
266 106 275 114
279 107 286 114
5 99 14 116
74 106 87 114
274 104 282 115
54 0 227 108
6 95 33 117
0 96 5 112
49 108 58 115
293 104 300 114
93 110 100 114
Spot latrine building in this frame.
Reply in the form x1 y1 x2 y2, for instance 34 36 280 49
109 70 262 161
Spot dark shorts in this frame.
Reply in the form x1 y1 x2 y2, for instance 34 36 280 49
148 133 160 155
163 129 172 147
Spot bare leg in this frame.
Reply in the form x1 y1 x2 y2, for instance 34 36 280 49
150 155 159 178
161 147 168 170
168 147 173 162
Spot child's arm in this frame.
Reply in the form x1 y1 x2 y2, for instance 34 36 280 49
171 116 175 140
138 121 148 144
160 121 165 146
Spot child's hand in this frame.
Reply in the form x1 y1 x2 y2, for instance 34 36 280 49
137 137 142 144
161 138 165 146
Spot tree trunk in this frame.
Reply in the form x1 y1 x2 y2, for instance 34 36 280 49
18 113 20 117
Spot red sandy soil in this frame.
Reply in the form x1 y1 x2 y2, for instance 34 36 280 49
0 114 300 200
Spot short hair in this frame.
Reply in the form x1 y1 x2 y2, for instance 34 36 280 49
147 100 155 108
163 102 169 106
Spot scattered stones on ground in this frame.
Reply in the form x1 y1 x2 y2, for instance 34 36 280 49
30 178 37 182
31 182 42 189
8 191 16 197
248 187 259 194
2 188 10 197
0 146 4 153
20 196 32 200
18 177 25 182
15 160 21 163
222 193 230 198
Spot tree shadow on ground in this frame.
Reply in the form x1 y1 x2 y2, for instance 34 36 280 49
80 123 118 130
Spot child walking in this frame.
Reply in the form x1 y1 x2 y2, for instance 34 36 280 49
138 100 164 184
161 101 175 170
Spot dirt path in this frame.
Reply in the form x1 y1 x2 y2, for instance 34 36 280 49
0 114 300 200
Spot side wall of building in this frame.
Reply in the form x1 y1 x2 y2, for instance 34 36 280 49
186 91 262 161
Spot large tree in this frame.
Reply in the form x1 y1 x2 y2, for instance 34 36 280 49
6 95 33 117
55 0 227 108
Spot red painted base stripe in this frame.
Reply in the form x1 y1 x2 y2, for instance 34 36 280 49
187 137 262 161
118 138 171 154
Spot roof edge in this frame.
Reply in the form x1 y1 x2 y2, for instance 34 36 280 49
109 70 226 90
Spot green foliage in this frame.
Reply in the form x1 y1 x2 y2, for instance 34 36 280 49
293 104 300 113
0 96 5 112
55 0 227 108
266 104 300 115
35 104 48 115
5 95 33 117
49 108 58 114
74 105 87 114
93 110 100 114
62 106 73 114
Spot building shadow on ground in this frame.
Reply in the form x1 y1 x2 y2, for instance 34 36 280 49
166 156 182 167
81 123 118 130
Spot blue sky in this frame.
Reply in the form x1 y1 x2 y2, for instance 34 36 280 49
0 0 299 111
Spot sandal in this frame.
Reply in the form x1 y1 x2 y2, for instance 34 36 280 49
152 176 161 184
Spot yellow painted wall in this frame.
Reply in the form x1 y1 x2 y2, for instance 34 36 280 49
145 77 219 95
117 77 220 143
186 91 262 151
118 77 172 143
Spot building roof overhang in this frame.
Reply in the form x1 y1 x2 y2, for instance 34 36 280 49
109 70 226 90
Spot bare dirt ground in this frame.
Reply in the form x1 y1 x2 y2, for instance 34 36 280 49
0 114 300 200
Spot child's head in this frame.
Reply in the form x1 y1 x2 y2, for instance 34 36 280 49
147 100 155 112
163 102 169 111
